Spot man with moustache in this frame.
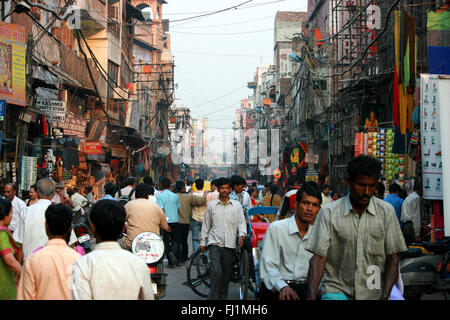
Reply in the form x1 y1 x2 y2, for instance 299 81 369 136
259 181 322 301
200 177 247 300
306 155 407 300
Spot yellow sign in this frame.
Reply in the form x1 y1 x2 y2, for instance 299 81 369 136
0 22 26 106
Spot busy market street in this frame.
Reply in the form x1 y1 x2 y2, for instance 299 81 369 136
0 0 449 304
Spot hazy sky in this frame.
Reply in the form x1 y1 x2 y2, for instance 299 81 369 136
164 0 308 131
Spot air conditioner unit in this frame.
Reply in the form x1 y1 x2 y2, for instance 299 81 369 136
269 65 277 73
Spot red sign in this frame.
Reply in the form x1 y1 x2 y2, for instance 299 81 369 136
85 142 102 155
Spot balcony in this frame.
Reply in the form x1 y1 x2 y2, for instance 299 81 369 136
78 0 107 31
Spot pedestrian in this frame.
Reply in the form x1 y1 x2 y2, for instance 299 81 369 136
374 181 386 199
119 183 170 251
384 183 404 227
115 177 137 201
97 182 118 202
52 184 69 206
190 179 209 254
176 180 206 264
262 183 270 198
248 188 260 207
144 176 161 197
321 184 332 207
230 175 253 213
401 178 423 245
84 186 95 206
260 182 322 301
262 184 282 208
71 200 154 300
13 178 77 260
148 185 158 203
70 187 89 215
25 184 39 207
16 204 81 300
331 191 340 202
200 177 247 300
207 179 219 203
272 178 284 196
3 183 26 234
0 198 22 300
306 155 407 300
156 178 180 268
277 178 301 220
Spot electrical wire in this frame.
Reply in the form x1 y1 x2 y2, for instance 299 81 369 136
170 28 274 36
168 0 253 23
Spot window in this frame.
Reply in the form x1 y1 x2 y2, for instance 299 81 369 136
107 60 119 99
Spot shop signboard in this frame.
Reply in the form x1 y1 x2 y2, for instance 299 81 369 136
35 100 66 122
56 116 87 138
0 22 26 107
420 74 443 200
305 170 319 183
85 142 102 155
305 153 319 164
0 100 4 120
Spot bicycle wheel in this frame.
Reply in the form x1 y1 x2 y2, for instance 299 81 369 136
239 249 250 300
185 247 211 298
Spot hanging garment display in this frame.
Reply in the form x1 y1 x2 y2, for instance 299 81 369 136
20 157 37 191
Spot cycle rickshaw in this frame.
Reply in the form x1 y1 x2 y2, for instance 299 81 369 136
183 206 277 299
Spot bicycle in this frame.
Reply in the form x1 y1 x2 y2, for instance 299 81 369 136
183 243 254 299
183 206 275 299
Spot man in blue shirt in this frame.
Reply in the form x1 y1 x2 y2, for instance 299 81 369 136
384 183 404 226
98 183 118 202
156 178 180 268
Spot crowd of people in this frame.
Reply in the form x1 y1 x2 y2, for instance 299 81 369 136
0 154 426 300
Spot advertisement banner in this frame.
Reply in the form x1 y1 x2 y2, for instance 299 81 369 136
0 22 26 106
85 142 102 155
420 74 443 200
438 76 450 236
35 100 66 122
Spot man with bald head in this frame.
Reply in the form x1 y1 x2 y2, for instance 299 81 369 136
14 178 77 259
4 183 26 233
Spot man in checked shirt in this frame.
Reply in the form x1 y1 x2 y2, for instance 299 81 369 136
306 155 407 300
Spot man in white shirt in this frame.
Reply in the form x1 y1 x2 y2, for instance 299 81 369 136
72 199 154 300
4 183 26 233
200 177 247 300
321 184 332 207
401 179 423 244
260 181 322 301
115 177 137 201
13 178 77 260
144 176 161 197
70 187 89 213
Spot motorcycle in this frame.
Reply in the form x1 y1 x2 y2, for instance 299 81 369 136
400 231 450 300
131 232 167 299
71 210 93 253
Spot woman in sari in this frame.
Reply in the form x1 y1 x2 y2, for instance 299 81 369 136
0 198 22 300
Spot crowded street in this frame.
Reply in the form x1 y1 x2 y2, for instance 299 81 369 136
0 0 450 304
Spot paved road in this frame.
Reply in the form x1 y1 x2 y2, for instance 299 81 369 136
161 230 256 300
